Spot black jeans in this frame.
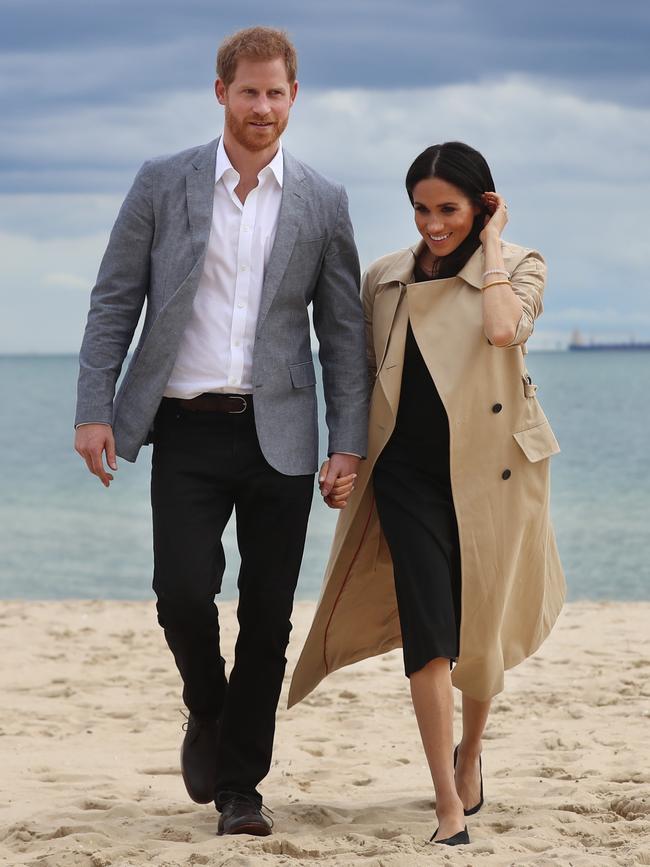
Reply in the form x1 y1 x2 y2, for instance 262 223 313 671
151 398 314 806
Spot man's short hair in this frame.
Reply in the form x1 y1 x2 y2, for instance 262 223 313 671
216 26 298 86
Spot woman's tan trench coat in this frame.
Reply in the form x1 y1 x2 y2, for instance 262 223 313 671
288 240 566 706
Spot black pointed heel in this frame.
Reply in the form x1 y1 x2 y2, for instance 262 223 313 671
430 825 470 846
454 744 484 816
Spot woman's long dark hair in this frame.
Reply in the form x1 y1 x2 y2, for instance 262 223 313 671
405 141 495 279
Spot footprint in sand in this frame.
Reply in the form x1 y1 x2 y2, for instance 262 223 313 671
490 820 517 834
43 824 104 839
609 770 650 784
302 695 332 707
158 825 193 842
39 686 76 698
610 795 650 819
285 804 347 827
558 802 599 816
539 766 573 780
146 805 197 816
137 766 180 776
79 798 115 811
2 823 37 844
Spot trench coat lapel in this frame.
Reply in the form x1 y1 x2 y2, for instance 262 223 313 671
376 294 409 421
370 246 415 376
256 150 307 332
186 138 219 257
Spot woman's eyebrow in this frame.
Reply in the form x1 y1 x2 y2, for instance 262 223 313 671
413 200 459 208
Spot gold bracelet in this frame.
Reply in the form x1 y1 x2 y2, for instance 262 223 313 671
481 279 511 291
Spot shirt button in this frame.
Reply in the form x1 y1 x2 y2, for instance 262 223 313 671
492 403 503 413
502 469 511 480
234 340 240 347
237 302 245 309
240 264 248 272
243 225 250 232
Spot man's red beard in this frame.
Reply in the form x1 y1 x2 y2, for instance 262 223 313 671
225 108 288 153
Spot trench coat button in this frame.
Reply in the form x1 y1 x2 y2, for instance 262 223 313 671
502 469 511 480
492 403 503 413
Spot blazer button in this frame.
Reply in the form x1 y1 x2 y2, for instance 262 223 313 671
492 403 503 413
502 469 511 480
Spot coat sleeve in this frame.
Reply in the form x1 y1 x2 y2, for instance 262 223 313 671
360 269 377 385
312 185 369 458
75 162 155 426
507 250 546 347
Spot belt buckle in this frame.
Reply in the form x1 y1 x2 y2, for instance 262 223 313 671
228 396 248 414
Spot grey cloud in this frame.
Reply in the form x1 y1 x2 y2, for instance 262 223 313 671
3 0 649 105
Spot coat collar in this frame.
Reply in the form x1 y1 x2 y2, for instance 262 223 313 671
374 241 516 291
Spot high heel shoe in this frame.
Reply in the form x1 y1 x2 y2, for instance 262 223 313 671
429 825 470 846
454 744 484 816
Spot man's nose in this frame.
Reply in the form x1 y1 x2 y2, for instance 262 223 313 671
253 95 271 115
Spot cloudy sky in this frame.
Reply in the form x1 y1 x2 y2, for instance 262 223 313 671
2 0 649 352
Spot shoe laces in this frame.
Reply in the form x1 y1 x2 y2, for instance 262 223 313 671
180 709 218 732
219 791 274 827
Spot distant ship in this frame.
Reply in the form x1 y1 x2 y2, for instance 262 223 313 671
568 329 650 351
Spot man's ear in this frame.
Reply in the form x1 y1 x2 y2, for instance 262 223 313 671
290 80 299 106
215 78 226 106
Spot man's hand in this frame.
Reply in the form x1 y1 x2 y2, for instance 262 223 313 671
74 424 117 488
319 454 360 510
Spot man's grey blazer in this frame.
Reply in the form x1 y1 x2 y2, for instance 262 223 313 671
75 137 368 475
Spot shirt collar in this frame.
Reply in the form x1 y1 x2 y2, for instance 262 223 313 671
215 136 284 189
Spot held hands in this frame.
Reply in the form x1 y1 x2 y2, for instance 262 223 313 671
319 454 360 510
479 192 508 244
74 424 117 487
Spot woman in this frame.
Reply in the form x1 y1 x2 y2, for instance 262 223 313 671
289 142 565 845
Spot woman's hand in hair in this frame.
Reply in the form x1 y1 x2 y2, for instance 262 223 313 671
479 192 508 244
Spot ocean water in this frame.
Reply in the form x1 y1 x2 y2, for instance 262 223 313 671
0 352 648 601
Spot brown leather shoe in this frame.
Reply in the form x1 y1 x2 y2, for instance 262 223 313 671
217 795 273 836
180 713 220 804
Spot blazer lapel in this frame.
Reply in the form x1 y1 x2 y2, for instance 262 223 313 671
185 138 218 257
256 150 307 333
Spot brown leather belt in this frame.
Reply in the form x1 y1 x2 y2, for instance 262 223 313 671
170 393 251 414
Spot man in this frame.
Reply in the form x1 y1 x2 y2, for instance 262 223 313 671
74 26 368 837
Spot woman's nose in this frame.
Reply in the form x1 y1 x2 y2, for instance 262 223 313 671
426 217 445 234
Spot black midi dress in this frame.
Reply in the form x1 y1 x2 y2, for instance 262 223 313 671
373 265 462 676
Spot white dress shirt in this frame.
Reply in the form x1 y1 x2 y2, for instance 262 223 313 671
164 137 284 398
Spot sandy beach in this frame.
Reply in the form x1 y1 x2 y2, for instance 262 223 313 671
0 600 648 866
